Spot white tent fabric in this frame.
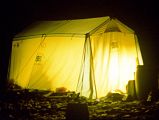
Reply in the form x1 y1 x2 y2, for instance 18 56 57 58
15 16 110 39
9 17 143 98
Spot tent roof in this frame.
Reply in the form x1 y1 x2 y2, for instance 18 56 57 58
15 16 110 39
14 16 135 40
91 18 134 35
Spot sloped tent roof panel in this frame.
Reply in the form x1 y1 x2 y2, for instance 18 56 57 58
91 18 135 35
14 16 110 39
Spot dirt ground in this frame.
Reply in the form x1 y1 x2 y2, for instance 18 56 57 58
0 89 159 120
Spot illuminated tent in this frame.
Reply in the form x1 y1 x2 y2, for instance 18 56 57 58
9 16 143 98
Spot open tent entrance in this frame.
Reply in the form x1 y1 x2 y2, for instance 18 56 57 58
9 17 143 99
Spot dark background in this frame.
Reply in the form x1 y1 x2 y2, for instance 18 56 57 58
1 0 159 92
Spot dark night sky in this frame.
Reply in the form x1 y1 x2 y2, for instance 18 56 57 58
1 0 159 86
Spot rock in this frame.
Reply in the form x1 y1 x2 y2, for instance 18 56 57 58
113 107 121 110
155 101 159 105
145 109 150 113
96 109 105 114
100 113 108 117
9 114 14 118
123 114 130 118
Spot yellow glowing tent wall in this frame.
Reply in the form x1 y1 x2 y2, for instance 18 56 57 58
9 17 143 98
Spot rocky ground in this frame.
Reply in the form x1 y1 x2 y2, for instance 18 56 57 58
0 89 159 120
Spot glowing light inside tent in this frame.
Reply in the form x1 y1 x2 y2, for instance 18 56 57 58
107 56 137 93
108 45 120 92
91 32 141 98
107 41 137 93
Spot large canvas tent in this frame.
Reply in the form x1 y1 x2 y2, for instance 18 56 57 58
9 16 143 99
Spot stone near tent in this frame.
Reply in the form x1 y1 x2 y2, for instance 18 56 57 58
66 103 89 120
56 87 67 93
127 80 136 98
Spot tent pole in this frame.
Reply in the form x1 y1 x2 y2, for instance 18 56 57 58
87 34 98 99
